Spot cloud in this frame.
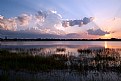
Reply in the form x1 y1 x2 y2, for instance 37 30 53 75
62 17 94 27
0 29 76 39
36 11 47 18
0 10 93 33
87 28 110 36
40 10 62 29
83 17 94 24
0 29 93 39
17 14 32 27
0 10 64 34
0 9 95 39
0 16 17 31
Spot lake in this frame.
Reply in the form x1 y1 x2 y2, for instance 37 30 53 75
1 41 121 56
0 41 121 81
1 41 121 48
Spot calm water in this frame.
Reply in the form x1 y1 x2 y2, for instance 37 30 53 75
0 41 121 56
0 41 121 81
1 41 121 48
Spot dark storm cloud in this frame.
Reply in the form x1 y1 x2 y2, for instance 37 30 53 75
62 17 94 27
83 17 94 24
0 29 61 38
0 29 84 39
87 28 110 36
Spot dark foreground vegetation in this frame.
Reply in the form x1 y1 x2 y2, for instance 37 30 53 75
0 50 67 72
0 48 121 81
0 48 121 72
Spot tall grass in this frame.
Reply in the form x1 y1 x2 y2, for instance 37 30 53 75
1 48 121 72
1 48 121 81
0 50 67 72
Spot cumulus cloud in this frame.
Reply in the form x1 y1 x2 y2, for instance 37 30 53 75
0 16 17 31
40 10 62 29
87 28 110 36
36 11 47 18
0 9 95 39
62 17 94 27
34 10 47 24
17 14 32 27
0 10 64 34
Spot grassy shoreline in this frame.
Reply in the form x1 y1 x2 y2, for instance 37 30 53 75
0 50 67 72
0 49 121 73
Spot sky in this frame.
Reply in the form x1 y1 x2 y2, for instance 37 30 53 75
0 0 121 39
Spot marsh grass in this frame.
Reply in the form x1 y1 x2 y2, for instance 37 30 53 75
0 50 67 72
1 48 121 72
1 49 121 81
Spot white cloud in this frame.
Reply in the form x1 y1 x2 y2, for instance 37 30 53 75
0 9 94 37
17 14 31 27
0 10 64 34
0 16 17 31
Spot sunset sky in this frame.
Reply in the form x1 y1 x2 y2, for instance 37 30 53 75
0 0 121 39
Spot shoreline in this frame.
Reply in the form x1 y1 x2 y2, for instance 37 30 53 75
1 38 121 41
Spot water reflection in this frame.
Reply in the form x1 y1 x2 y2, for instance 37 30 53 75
1 41 121 81
1 45 121 70
1 41 121 48
105 41 107 48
